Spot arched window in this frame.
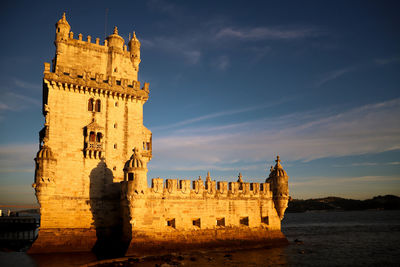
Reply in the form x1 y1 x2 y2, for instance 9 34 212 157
96 132 102 142
88 98 94 111
95 100 101 112
89 131 96 142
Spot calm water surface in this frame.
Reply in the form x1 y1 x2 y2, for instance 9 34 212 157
0 210 399 266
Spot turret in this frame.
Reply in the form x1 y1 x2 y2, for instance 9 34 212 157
33 144 57 197
128 32 141 71
55 12 70 42
123 147 148 192
106 26 125 50
266 156 289 220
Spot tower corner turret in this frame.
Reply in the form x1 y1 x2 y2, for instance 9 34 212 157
267 155 289 220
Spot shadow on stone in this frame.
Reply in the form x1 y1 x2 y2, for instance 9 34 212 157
89 159 130 259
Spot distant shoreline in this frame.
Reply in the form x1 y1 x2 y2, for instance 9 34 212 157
287 195 400 213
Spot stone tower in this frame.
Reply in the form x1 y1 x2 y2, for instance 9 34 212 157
30 13 152 253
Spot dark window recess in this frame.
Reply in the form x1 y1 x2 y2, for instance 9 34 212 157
167 218 176 228
88 98 94 111
192 218 201 228
128 173 134 181
89 132 96 142
103 80 108 83
240 217 249 226
216 217 225 227
63 72 70 76
250 183 254 190
78 75 83 78
90 77 96 81
128 85 133 88
116 80 121 85
95 100 101 112
96 132 102 142
262 216 269 225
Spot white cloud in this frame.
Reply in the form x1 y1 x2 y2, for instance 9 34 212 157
153 103 271 130
374 56 400 66
215 26 317 40
0 92 40 111
214 55 230 70
151 98 400 170
13 78 41 90
183 50 201 65
0 144 37 173
314 66 356 87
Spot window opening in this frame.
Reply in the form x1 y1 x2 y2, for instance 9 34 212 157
96 132 102 142
166 218 176 228
216 217 225 227
89 132 96 142
95 100 101 112
240 217 249 226
88 98 94 111
262 216 269 225
128 173 134 181
192 218 201 228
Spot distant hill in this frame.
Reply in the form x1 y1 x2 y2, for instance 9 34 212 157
287 195 400 213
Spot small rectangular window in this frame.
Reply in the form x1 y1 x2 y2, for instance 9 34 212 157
192 218 201 228
166 218 176 228
262 216 269 225
216 217 225 227
77 75 83 78
128 173 134 181
116 80 121 85
240 217 249 226
63 72 70 76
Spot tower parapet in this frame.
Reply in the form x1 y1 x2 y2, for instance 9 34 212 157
52 13 143 82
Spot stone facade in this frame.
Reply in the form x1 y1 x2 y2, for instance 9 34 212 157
29 14 290 256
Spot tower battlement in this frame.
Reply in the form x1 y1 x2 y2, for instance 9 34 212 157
53 13 141 82
122 176 272 198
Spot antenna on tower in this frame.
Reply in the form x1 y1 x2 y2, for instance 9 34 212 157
104 8 109 39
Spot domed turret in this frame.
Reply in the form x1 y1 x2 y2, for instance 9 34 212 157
124 147 144 171
267 156 289 220
55 12 70 42
36 145 55 160
123 147 148 191
106 26 125 50
128 32 141 70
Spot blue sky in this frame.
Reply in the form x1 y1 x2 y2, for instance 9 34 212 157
0 0 399 204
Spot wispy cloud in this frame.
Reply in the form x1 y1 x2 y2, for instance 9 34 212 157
374 56 400 66
146 0 181 16
314 66 356 87
151 98 400 171
13 78 41 90
183 50 201 65
215 26 318 40
0 144 37 173
153 102 286 130
214 55 230 70
0 92 40 111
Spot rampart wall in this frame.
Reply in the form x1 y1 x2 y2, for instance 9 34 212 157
121 178 286 254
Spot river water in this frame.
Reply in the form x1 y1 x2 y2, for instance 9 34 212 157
1 210 399 266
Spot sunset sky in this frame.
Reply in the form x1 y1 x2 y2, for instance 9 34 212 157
0 0 399 204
